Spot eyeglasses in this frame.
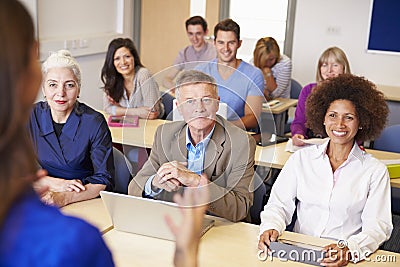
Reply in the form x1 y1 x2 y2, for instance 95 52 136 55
181 97 216 106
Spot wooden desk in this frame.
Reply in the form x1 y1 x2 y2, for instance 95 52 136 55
359 148 400 188
378 84 400 102
109 118 168 148
103 218 399 267
255 142 290 169
261 98 298 136
61 198 113 234
254 142 400 188
262 98 299 115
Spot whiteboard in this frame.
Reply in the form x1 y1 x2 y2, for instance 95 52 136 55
22 0 129 60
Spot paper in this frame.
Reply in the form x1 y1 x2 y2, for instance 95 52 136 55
263 100 282 109
285 138 328 153
301 138 329 145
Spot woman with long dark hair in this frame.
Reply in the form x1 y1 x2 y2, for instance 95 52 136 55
101 38 163 119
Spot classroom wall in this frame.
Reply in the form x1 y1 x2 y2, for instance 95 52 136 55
292 0 400 88
33 0 134 110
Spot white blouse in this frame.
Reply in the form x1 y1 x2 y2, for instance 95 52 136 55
259 139 392 262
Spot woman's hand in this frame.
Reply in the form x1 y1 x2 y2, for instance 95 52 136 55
41 191 71 207
165 177 209 267
292 134 305 146
258 229 280 252
320 243 350 267
106 95 120 106
262 67 273 79
33 176 86 193
135 107 159 119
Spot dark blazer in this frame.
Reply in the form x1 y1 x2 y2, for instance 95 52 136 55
29 101 114 190
128 115 255 222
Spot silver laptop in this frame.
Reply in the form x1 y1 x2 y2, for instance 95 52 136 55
100 191 214 241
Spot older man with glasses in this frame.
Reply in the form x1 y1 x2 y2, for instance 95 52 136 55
129 70 255 222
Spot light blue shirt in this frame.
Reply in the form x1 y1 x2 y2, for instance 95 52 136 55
144 125 215 196
185 126 214 174
196 59 264 121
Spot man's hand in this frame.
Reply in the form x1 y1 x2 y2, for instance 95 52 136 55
157 161 201 187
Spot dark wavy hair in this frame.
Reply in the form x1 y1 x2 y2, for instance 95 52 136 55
0 0 38 224
214 18 240 41
101 38 144 102
306 74 388 142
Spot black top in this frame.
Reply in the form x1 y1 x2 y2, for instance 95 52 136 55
52 120 65 139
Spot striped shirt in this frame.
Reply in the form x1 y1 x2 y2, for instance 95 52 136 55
270 54 292 99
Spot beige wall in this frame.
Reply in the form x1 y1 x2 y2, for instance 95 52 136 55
140 0 219 76
206 0 220 36
140 0 190 75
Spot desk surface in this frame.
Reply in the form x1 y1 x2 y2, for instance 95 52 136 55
255 142 400 188
109 118 169 148
378 84 400 102
263 98 298 114
103 217 399 267
61 198 113 234
61 198 399 267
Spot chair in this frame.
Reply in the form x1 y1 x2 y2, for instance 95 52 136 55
373 124 400 153
284 79 303 133
160 92 175 120
172 99 228 121
290 78 302 99
112 147 133 194
381 214 400 253
373 124 400 215
249 171 267 224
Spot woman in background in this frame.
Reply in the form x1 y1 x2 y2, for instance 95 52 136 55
253 37 292 100
291 46 351 146
259 74 391 266
102 38 164 119
0 1 113 266
29 50 114 207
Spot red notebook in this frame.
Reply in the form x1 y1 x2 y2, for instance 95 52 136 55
108 115 139 127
